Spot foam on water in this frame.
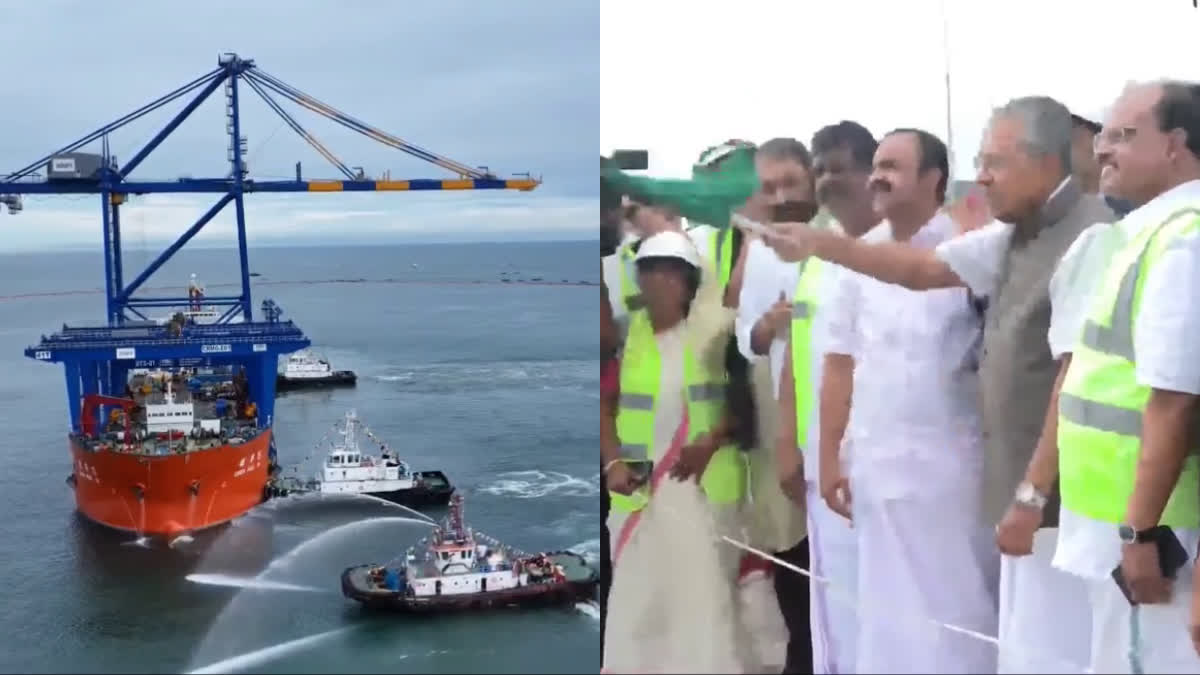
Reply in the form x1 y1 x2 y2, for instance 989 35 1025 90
478 470 598 498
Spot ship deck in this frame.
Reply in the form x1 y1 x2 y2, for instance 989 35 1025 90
74 371 262 456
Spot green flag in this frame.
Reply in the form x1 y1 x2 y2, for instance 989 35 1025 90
602 142 758 230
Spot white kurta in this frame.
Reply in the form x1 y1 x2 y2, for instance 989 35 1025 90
933 192 1093 674
826 214 1000 674
736 234 858 674
1049 180 1200 674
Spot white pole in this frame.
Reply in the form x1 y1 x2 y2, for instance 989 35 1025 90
940 0 955 177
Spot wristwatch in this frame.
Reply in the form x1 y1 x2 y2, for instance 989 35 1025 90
1118 524 1158 545
1013 480 1048 510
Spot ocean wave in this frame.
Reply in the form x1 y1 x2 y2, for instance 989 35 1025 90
569 537 600 564
369 359 595 394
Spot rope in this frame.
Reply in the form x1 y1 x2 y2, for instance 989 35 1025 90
620 496 1095 674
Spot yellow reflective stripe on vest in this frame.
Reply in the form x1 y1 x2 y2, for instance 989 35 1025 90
790 259 824 449
1058 207 1200 527
715 227 734 289
611 310 745 512
618 242 644 312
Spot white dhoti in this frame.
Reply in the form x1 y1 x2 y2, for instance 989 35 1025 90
1084 565 1200 674
806 480 858 675
996 527 1091 673
603 478 756 674
853 488 1000 675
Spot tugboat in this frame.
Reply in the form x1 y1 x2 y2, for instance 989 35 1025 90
340 494 598 613
268 410 453 507
276 349 357 391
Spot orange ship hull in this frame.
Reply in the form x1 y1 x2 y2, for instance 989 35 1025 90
68 430 273 538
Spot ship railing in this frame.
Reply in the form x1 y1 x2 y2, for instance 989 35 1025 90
34 332 306 351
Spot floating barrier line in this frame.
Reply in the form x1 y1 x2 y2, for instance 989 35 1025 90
0 277 599 303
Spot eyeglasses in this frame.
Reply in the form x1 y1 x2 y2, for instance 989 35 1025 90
1093 126 1138 153
973 153 1014 173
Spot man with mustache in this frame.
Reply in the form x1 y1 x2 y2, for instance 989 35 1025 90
764 98 1119 672
761 121 879 675
771 127 999 673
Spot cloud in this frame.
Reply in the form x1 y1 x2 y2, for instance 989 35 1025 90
0 192 595 251
0 0 598 249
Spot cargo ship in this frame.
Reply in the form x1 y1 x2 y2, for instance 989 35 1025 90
29 305 309 542
4 52 539 543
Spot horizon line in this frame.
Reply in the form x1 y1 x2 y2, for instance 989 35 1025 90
0 235 600 255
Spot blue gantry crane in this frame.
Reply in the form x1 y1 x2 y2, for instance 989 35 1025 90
2 52 540 441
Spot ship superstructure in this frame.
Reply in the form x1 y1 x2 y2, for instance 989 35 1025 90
1 53 540 541
340 494 599 612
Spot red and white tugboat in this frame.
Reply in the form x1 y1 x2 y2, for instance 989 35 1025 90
340 494 597 613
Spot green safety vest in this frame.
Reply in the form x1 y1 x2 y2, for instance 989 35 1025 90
618 241 644 313
790 259 826 449
1058 208 1200 527
610 310 746 513
707 226 736 290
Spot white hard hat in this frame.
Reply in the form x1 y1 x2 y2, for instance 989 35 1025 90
635 231 702 269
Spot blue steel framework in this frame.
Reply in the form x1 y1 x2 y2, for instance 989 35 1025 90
3 53 540 438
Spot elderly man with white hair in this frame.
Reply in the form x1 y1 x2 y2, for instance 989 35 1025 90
760 96 1115 673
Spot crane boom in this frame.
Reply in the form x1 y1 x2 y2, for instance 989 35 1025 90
0 52 541 327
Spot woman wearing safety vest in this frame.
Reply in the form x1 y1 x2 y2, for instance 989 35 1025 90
600 216 757 674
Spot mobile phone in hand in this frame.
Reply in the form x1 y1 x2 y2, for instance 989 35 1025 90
1111 525 1190 605
731 213 772 237
625 459 653 485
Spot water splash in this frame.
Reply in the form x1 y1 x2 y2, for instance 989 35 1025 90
121 536 151 548
344 493 437 523
169 534 195 549
188 515 435 670
185 627 355 674
575 601 600 621
264 515 435 573
185 573 327 593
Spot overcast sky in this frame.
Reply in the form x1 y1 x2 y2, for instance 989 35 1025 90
603 0 1198 180
0 1 598 251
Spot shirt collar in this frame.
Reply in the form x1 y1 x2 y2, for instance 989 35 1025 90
1118 179 1200 237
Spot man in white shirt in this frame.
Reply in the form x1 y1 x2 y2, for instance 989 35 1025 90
1028 80 1200 673
727 136 819 674
740 121 880 675
761 99 1117 672
774 127 999 673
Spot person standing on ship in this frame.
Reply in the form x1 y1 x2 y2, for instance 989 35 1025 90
758 121 879 675
601 223 756 674
766 128 999 673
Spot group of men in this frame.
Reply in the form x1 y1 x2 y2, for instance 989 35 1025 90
599 78 1200 675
